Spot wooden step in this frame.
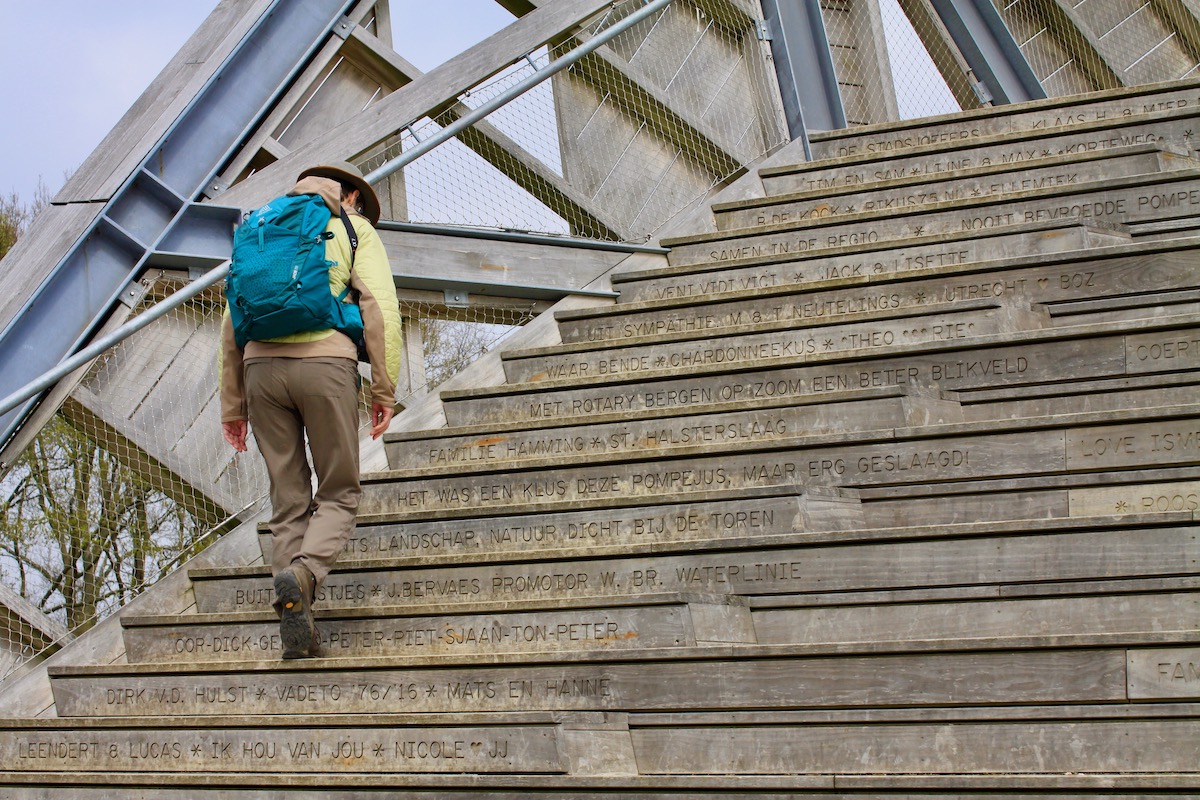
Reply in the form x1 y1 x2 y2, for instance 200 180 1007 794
271 486 863 566
5 705 1200 792
501 299 1026 385
44 637 1200 718
714 144 1194 231
386 386 957 472
120 594 744 663
361 402 1200 521
439 312 1200 428
2 760 1198 795
188 512 1199 618
611 221 1127 304
629 710 1200 776
0 714 567 775
856 463 1200 526
761 101 1200 196
749 583 1200 646
566 237 1200 346
662 170 1200 269
803 79 1200 162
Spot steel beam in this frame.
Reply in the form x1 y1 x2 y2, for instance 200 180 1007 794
0 0 363 451
759 0 846 157
929 0 1047 104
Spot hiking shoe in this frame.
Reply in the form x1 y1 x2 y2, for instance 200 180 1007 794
274 565 316 659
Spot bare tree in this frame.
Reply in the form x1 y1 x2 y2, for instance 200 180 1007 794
0 180 51 259
420 317 522 387
0 418 202 631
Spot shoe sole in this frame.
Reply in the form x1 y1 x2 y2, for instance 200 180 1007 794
274 569 313 659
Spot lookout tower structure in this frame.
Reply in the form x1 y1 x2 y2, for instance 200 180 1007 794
1 0 1199 795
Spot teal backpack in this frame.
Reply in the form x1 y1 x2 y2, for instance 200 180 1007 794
226 193 364 348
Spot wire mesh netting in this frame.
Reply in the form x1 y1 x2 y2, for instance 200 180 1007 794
0 279 246 679
999 0 1200 92
359 0 789 241
821 0 1200 126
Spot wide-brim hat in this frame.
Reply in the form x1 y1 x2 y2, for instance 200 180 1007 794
298 161 381 225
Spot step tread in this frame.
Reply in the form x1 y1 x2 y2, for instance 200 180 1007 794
389 385 908 442
508 298 1003 360
440 311 1200 402
953 370 1200 403
714 143 1178 213
3 770 1197 790
122 591 729 626
612 221 1128 285
761 103 1200 178
802 77 1196 148
593 237 1198 316
663 168 1199 247
45 632 1200 677
371 401 1200 481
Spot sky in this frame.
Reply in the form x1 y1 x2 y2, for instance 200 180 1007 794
0 0 514 203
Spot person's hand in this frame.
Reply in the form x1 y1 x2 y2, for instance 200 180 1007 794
223 420 248 452
369 402 394 440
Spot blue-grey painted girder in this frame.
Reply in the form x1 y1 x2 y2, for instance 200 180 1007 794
0 0 359 450
928 0 1047 104
759 0 1044 153
759 0 847 158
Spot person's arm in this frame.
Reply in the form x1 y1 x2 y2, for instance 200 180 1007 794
346 216 403 439
218 309 249 450
348 215 403 410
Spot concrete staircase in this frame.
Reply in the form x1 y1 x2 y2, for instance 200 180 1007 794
3 80 1200 796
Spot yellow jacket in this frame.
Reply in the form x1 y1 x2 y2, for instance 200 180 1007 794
220 176 403 421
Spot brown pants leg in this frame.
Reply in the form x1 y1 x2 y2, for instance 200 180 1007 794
245 357 362 589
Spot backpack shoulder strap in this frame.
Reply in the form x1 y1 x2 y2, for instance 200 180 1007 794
338 207 358 268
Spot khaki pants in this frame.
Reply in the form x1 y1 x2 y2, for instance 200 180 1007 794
245 357 361 589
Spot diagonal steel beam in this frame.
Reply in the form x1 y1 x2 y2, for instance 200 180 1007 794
928 0 1048 103
895 0 992 110
0 0 362 453
760 0 846 145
